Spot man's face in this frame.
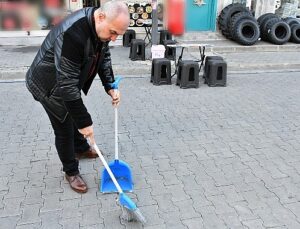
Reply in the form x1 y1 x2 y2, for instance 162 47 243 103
95 12 129 42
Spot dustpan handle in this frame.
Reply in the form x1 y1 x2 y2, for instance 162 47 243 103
115 107 118 160
92 142 123 194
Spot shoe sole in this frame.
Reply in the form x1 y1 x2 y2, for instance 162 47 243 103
70 186 88 194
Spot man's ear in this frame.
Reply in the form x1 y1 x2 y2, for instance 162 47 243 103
99 12 106 21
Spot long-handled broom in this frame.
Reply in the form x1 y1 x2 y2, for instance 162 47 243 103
93 143 146 224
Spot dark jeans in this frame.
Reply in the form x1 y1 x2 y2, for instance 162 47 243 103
43 106 90 176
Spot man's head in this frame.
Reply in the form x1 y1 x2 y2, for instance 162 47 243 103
94 1 130 42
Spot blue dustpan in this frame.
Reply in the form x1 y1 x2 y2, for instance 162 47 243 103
101 159 133 193
100 76 133 193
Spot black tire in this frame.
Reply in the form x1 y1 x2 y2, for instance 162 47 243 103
261 17 281 40
218 3 251 38
290 24 300 43
228 11 255 40
232 18 260 45
257 13 276 25
259 14 280 33
283 17 300 26
266 20 291 45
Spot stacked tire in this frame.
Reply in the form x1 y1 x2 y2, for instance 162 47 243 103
218 3 260 46
258 13 291 45
283 17 300 44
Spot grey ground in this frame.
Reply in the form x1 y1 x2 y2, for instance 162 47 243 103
1 71 300 228
0 36 300 228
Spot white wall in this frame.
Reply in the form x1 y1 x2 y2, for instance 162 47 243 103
253 0 276 17
217 0 252 15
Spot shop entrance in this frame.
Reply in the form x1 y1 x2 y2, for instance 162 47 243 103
83 0 100 7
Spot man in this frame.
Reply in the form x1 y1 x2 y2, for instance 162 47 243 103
26 1 130 193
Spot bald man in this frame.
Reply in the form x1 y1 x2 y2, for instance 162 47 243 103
26 2 130 193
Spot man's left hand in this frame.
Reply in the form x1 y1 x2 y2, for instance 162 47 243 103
108 89 121 107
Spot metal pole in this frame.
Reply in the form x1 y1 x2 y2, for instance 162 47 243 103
151 0 158 45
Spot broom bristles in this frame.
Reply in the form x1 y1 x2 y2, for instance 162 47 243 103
121 206 147 224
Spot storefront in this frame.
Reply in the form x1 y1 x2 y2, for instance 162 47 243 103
0 0 292 32
0 0 101 31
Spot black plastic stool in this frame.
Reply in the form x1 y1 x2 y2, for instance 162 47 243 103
203 56 223 80
159 30 172 44
163 40 176 61
176 60 200 89
129 39 145 61
151 58 171 85
205 59 227 87
123 29 136 47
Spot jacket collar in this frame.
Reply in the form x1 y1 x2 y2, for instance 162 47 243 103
86 7 109 49
86 7 99 42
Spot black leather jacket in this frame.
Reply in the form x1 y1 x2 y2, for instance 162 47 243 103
26 7 114 128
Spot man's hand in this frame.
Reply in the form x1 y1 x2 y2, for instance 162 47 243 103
108 89 121 107
79 125 95 145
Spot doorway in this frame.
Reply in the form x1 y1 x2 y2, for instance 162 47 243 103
186 0 217 31
83 0 100 7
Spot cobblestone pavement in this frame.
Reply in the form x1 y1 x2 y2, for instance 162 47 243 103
0 71 300 229
1 45 300 80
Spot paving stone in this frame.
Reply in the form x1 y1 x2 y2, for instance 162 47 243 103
159 211 186 229
233 201 259 221
217 185 245 203
182 217 204 229
40 193 63 212
134 188 156 206
160 171 181 186
98 193 120 213
0 177 9 191
242 218 265 229
147 179 169 196
23 187 44 205
143 225 166 229
101 210 125 229
132 174 149 190
5 181 27 199
152 194 179 213
16 223 42 229
270 186 298 204
42 177 63 194
60 218 80 229
207 194 236 215
0 196 23 217
285 202 300 220
201 212 227 228
253 208 285 228
40 210 62 229
79 205 103 226
60 198 81 219
0 215 21 229
60 181 82 201
166 184 190 203
173 199 201 220
218 212 244 228
18 203 41 225
80 188 102 207
26 172 45 189
79 160 97 175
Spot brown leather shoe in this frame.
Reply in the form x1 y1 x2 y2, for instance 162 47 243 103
75 147 99 160
65 174 88 193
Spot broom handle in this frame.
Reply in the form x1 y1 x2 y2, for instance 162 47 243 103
92 143 123 194
115 107 118 160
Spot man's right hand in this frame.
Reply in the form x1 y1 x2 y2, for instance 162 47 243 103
79 125 95 145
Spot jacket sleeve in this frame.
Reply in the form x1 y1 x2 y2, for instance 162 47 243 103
54 32 92 129
98 44 115 93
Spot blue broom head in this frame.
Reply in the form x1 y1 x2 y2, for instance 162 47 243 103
119 193 137 210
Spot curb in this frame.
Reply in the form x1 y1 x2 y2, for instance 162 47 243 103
2 64 300 80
